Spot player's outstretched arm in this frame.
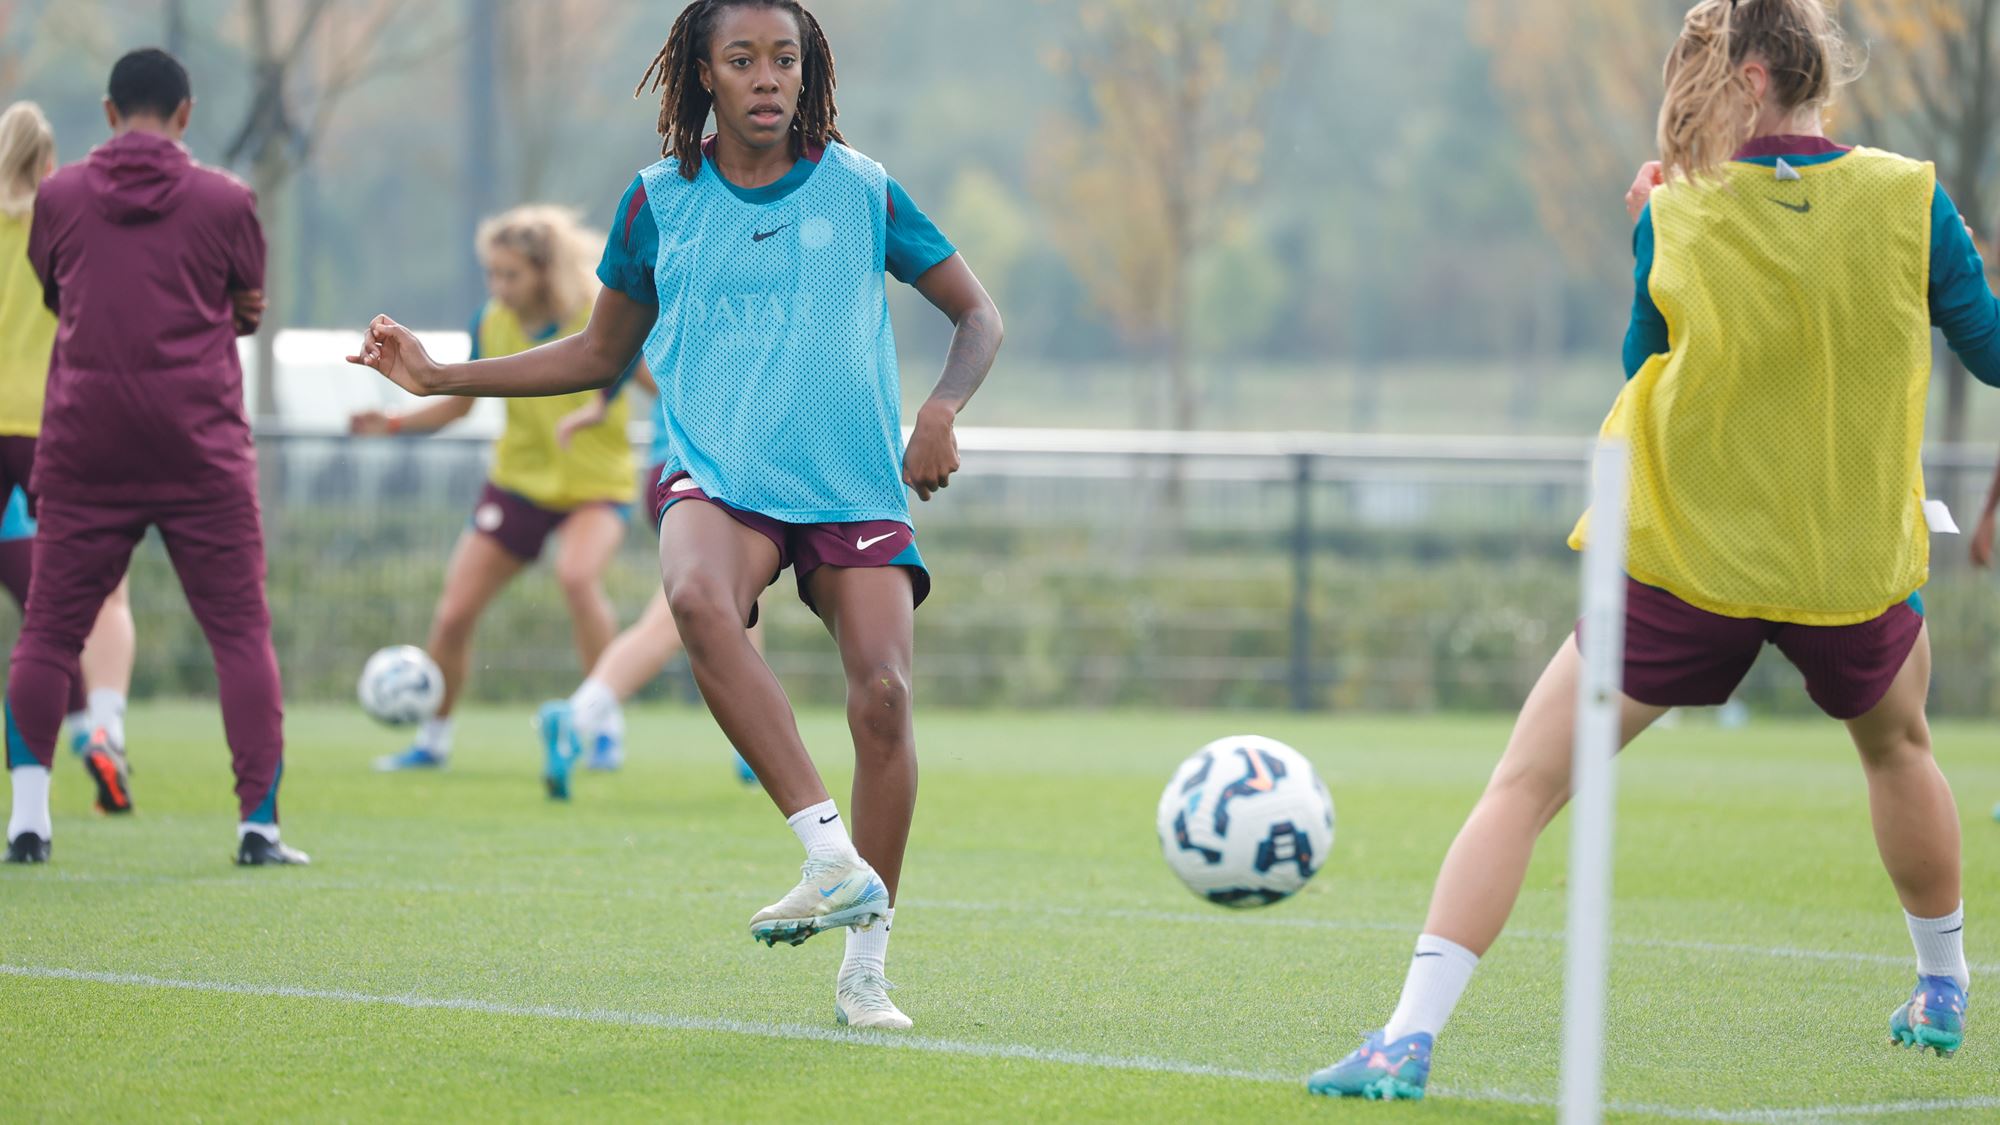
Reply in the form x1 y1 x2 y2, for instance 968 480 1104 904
903 254 1003 502
347 288 654 401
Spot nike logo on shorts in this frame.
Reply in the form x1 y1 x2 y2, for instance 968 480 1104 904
671 477 702 493
856 532 899 551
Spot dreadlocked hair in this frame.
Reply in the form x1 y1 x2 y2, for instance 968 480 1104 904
634 0 843 182
1658 0 1861 183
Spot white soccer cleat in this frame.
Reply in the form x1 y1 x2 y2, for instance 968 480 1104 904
748 855 889 947
836 968 912 1030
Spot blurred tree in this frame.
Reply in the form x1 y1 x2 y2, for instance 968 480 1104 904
221 0 441 418
1468 0 1681 277
1034 0 1325 433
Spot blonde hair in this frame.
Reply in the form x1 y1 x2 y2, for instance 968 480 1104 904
474 205 602 323
1658 0 1860 182
0 101 55 220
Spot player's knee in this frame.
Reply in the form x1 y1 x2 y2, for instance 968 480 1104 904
553 561 601 603
848 663 912 742
1857 722 1932 771
665 575 739 638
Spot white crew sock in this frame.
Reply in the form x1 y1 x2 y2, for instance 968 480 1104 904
788 799 856 861
1908 904 1969 992
1381 934 1481 1042
568 672 620 744
843 907 893 978
88 689 126 747
237 821 279 843
416 717 454 756
8 765 52 841
64 711 89 746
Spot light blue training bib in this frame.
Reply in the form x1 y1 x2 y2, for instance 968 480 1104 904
639 142 906 526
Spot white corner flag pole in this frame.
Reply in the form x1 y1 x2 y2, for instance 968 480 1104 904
1559 440 1630 1125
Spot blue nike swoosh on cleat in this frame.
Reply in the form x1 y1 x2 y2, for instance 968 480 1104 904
818 878 853 898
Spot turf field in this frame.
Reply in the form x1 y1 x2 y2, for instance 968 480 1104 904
2 702 1997 1122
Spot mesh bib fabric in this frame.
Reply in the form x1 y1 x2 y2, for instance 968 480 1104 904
639 142 906 525
1572 147 1936 625
482 301 635 510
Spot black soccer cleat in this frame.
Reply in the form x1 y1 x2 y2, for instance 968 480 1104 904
5 832 50 864
80 733 133 815
234 832 310 867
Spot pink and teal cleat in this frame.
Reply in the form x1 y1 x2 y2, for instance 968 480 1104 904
1307 1029 1432 1100
1890 974 1966 1058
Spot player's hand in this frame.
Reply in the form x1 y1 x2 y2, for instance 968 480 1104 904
1626 161 1665 224
903 402 961 503
348 409 394 436
230 289 266 336
347 315 443 396
1974 511 1998 568
555 398 608 451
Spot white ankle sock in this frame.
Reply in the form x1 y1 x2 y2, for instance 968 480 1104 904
1382 934 1480 1042
64 711 89 744
1907 904 1969 992
788 799 855 861
568 678 619 743
8 765 52 841
417 717 454 756
844 907 893 978
88 689 126 746
237 821 279 842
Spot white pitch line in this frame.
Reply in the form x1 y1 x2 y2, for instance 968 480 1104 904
916 899 2000 975
2 964 1993 1123
24 872 1995 974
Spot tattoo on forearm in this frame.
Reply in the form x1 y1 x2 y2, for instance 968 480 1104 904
929 308 1002 409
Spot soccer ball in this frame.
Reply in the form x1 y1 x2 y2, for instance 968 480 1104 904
357 645 444 726
1156 735 1334 908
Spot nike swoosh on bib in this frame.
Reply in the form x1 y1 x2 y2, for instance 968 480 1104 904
1768 197 1812 214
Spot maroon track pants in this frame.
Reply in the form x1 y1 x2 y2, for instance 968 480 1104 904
5 486 284 821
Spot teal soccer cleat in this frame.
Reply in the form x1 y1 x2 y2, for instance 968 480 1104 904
1307 1029 1432 1100
535 701 580 800
1890 974 1966 1058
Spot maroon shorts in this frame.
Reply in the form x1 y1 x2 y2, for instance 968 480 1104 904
468 481 629 563
1582 579 1924 721
0 435 36 515
653 471 931 621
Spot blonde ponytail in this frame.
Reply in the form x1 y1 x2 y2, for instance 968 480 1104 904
1657 0 1859 183
0 102 55 220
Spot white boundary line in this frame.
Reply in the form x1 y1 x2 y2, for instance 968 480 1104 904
25 873 1997 973
2 964 1993 1123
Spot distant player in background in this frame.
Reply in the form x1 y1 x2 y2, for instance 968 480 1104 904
536 379 763 797
350 0 1003 1030
6 49 300 865
0 103 138 812
1312 0 2000 1099
351 206 638 776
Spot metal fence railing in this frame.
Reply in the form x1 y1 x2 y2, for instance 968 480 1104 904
13 428 2000 716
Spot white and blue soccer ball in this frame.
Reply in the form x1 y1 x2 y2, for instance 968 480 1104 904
1156 735 1334 908
357 645 445 726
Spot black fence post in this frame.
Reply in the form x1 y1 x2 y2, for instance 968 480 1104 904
1289 451 1314 711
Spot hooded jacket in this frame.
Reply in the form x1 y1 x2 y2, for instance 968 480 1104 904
27 130 265 503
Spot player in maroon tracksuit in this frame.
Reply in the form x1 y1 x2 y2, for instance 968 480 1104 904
2 49 304 866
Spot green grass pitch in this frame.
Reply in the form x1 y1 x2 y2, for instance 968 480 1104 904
2 702 1997 1122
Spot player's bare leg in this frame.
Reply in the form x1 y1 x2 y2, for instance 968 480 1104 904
377 531 524 771
811 563 919 1029
1848 628 1969 1056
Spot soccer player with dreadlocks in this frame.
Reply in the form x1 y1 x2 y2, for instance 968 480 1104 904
350 0 1002 1029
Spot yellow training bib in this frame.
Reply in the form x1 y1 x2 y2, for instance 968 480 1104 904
479 301 635 510
1571 148 1936 625
0 212 57 437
